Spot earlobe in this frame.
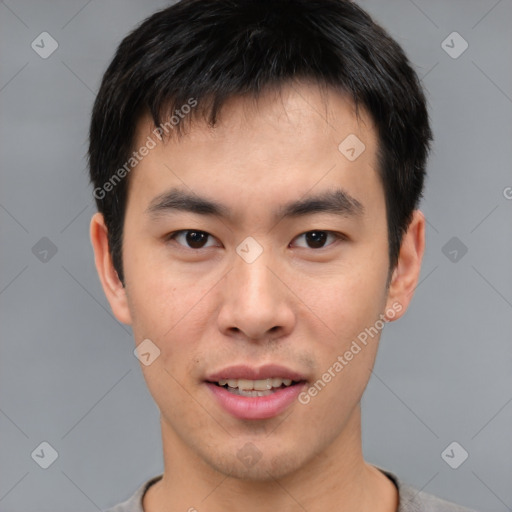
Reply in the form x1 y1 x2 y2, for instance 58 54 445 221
384 210 425 321
89 212 132 325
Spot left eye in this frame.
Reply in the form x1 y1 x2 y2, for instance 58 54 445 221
291 230 344 249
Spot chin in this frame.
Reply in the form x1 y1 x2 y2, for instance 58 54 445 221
201 444 307 482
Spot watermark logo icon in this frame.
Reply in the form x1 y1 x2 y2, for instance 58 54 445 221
441 441 468 469
441 32 468 59
134 338 161 366
338 134 366 161
32 237 58 263
237 442 263 468
236 236 263 264
442 236 468 263
31 441 58 469
31 32 59 59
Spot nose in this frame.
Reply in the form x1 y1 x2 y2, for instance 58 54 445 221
216 246 295 342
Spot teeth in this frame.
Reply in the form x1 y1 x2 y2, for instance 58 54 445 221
274 378 292 387
228 388 275 397
238 379 255 391
217 378 294 390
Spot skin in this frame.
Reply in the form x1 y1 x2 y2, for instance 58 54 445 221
90 80 424 512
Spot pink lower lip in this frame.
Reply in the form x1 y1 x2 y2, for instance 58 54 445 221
205 382 306 420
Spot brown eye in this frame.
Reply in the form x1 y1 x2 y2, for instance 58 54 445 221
168 230 217 249
292 230 344 249
305 231 327 249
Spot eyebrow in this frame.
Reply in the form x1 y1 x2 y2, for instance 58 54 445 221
145 186 364 223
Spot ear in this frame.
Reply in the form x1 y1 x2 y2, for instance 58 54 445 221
384 209 425 321
89 212 132 325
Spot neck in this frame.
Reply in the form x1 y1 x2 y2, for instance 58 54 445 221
143 405 398 512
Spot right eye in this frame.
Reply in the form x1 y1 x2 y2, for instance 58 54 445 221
166 230 220 250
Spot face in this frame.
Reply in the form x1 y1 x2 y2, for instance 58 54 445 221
91 81 422 481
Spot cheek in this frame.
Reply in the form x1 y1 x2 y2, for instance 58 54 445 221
130 276 210 421
296 276 385 428
124 243 197 333
299 261 388 343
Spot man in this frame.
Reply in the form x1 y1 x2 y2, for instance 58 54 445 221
88 0 478 510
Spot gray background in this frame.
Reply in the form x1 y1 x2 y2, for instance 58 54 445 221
1 0 511 511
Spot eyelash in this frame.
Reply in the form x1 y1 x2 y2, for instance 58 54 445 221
165 229 347 251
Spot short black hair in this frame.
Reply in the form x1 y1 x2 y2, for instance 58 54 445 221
88 0 432 285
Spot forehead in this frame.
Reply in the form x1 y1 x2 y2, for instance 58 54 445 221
127 81 382 223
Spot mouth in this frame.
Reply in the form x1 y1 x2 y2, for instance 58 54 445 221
211 378 302 397
204 365 308 420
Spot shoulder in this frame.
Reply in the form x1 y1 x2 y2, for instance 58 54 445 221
378 467 479 512
103 475 163 512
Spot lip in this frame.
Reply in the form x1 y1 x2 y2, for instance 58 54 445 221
205 364 307 382
205 381 306 420
205 364 308 420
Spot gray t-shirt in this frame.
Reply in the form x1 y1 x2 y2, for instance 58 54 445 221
104 467 478 512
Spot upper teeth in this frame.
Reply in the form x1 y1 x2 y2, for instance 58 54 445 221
218 378 293 391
